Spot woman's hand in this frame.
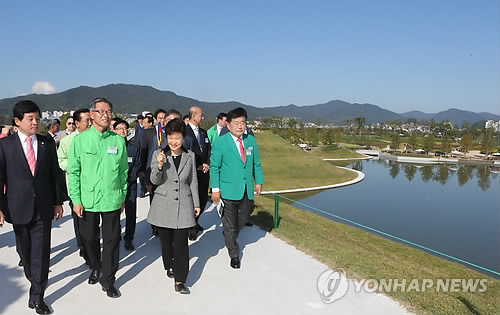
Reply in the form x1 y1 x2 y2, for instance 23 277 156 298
157 151 165 169
194 207 201 217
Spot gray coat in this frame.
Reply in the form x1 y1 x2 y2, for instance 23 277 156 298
147 148 200 229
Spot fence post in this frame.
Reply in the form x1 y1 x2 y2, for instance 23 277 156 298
274 194 279 228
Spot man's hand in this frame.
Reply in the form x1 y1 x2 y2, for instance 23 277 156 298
54 205 63 221
120 203 125 214
211 191 221 202
201 163 209 173
194 207 201 217
255 184 263 195
73 204 84 218
0 210 4 227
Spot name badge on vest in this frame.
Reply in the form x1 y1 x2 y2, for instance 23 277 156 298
108 146 118 155
205 137 209 144
128 156 133 163
246 147 253 156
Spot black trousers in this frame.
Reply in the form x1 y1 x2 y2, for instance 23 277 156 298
13 212 52 303
69 199 87 259
221 191 252 259
158 227 189 283
124 183 137 242
79 209 121 288
189 171 209 236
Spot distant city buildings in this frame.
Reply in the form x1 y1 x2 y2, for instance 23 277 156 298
485 120 500 132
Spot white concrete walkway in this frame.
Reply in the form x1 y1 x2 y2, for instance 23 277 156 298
0 197 412 315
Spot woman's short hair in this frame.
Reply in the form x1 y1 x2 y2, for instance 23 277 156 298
165 118 186 137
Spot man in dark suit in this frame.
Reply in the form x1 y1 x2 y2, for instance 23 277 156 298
183 106 211 240
139 109 181 235
0 100 64 314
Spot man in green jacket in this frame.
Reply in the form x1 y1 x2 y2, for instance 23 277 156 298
207 112 227 144
57 108 91 266
67 98 128 298
210 107 263 269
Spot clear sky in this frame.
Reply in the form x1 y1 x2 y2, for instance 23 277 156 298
1 0 498 114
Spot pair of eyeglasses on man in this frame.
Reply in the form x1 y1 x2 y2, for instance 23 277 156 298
67 122 75 125
92 109 113 116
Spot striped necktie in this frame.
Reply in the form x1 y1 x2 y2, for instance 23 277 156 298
26 137 36 176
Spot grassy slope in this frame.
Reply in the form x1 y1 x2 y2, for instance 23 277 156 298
255 131 357 191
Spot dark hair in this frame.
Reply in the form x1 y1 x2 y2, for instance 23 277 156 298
13 100 41 121
217 112 227 122
144 116 154 124
166 109 181 119
145 112 153 117
114 119 129 129
11 118 17 126
73 108 90 122
154 109 167 119
165 118 186 137
111 116 120 122
47 119 60 130
137 114 144 120
226 107 247 123
183 114 189 121
90 97 113 111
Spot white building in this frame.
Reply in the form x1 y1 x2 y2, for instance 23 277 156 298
485 120 500 132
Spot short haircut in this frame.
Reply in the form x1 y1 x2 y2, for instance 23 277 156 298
154 109 167 119
217 112 227 121
226 107 247 123
137 114 144 120
47 119 60 130
144 116 154 124
11 118 17 126
13 100 41 121
183 114 189 121
90 97 113 111
166 109 181 119
66 116 74 122
73 108 90 122
145 112 153 117
114 119 129 129
165 118 186 137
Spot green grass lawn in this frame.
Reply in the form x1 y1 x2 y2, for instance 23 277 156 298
251 196 500 315
255 131 358 191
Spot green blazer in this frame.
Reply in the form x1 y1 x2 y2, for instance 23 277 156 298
210 132 264 201
207 124 218 143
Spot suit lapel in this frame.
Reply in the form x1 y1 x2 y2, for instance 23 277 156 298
242 134 250 165
227 133 244 164
188 125 201 153
35 135 46 177
177 152 188 175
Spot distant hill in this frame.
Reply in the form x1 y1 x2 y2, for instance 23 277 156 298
0 83 497 125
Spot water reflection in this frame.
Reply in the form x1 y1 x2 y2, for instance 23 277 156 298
375 160 499 191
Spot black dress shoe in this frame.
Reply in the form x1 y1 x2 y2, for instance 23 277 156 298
245 222 254 227
18 260 23 267
230 257 241 269
166 268 174 278
124 240 134 251
188 233 198 241
88 269 99 285
174 283 189 294
102 285 120 298
28 300 52 314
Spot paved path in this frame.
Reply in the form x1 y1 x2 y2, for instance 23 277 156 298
0 197 411 315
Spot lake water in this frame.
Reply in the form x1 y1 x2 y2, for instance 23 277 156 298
288 158 500 277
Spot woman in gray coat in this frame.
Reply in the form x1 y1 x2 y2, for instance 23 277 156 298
148 118 200 294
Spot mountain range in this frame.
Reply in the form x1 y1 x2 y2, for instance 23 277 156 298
0 84 498 125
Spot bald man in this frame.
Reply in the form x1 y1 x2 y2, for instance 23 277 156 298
183 106 211 240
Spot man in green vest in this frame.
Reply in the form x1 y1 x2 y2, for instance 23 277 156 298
67 98 128 298
207 112 227 143
210 107 263 269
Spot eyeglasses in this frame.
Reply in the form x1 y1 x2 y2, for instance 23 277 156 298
67 122 75 125
92 109 112 116
115 127 127 131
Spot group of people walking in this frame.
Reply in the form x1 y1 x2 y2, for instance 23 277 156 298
0 98 264 314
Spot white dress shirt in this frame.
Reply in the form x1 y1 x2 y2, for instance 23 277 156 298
17 131 38 160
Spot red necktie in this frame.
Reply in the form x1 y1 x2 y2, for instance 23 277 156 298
26 137 36 176
237 138 245 163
